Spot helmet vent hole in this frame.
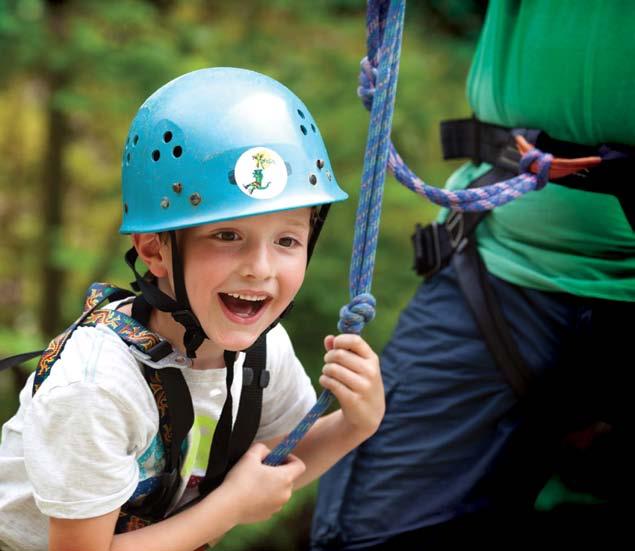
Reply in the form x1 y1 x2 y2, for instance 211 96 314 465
133 135 139 146
316 159 325 169
309 174 318 186
163 131 173 143
152 150 160 161
126 153 131 163
297 109 305 119
300 125 307 135
173 145 183 158
311 123 316 133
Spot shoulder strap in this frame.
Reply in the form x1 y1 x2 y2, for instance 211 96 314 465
183 334 269 504
116 294 194 532
228 333 268 468
32 283 136 394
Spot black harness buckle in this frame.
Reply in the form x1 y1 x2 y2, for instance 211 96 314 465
496 143 522 173
412 222 441 277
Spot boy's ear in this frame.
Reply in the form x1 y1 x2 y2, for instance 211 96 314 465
132 233 169 278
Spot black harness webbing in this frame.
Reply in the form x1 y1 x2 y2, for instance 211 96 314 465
448 169 532 398
441 117 635 229
191 335 268 499
412 116 635 397
0 351 43 372
413 163 532 398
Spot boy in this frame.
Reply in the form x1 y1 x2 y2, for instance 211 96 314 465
0 67 384 551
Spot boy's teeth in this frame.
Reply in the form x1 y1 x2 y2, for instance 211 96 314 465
227 292 266 302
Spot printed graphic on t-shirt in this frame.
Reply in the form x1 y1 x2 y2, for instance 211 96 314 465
181 414 218 489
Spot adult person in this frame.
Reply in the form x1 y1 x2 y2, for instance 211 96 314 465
311 1 634 548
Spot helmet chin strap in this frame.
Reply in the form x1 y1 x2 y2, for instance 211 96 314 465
125 203 331 358
125 234 207 359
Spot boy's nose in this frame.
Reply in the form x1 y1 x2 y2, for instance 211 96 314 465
239 242 274 280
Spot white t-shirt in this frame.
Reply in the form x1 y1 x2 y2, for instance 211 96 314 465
0 319 316 551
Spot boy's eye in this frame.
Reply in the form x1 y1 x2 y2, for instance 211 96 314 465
277 236 298 248
214 231 239 241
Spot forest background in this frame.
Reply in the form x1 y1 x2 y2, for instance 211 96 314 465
2 1 598 549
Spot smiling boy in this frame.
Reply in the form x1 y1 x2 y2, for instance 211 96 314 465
0 68 384 551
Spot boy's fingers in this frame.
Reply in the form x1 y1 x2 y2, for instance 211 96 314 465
323 363 366 391
320 373 356 403
250 442 271 459
332 333 375 358
323 348 370 373
281 454 306 479
323 335 335 351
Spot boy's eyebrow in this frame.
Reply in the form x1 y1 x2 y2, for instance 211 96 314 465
284 218 311 228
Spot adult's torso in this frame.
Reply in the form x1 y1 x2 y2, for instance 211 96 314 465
459 0 635 301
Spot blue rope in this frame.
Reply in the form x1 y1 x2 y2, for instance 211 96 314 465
357 7 555 211
266 0 554 466
263 0 404 466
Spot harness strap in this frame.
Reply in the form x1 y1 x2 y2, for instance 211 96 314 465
452 239 532 399
227 335 268 468
411 166 503 278
0 350 43 373
412 166 532 398
3 282 269 528
197 350 236 496
116 294 194 530
441 117 635 229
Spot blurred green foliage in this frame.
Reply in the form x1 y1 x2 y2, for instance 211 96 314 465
0 0 481 548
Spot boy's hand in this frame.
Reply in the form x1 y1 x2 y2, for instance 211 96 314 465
320 334 385 438
220 443 305 525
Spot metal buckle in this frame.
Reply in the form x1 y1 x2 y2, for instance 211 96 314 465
445 209 465 249
129 344 192 369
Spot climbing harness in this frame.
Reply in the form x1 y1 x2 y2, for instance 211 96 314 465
358 0 634 399
0 282 269 531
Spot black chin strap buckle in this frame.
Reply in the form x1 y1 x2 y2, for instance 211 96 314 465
171 309 199 328
171 309 207 359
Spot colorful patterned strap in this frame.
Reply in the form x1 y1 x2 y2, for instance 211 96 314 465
31 282 177 533
33 283 161 395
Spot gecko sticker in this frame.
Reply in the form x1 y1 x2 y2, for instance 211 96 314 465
234 147 288 200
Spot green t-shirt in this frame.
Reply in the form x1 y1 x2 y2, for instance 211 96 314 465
448 0 635 301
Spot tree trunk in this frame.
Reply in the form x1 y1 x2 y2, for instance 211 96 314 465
39 0 70 336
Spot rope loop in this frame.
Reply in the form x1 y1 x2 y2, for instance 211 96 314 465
357 56 378 110
337 293 377 334
519 147 553 190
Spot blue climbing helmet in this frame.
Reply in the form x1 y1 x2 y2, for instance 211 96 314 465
120 67 347 234
121 68 347 358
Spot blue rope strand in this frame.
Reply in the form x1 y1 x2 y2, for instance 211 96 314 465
263 0 403 466
358 6 555 211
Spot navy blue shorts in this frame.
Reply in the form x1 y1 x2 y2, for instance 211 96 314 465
311 263 631 549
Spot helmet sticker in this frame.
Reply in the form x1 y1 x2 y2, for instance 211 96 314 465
234 147 288 200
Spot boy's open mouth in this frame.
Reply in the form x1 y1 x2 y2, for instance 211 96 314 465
219 292 271 318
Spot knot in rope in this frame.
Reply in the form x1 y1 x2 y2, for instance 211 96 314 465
337 293 377 334
518 145 553 190
357 56 378 111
